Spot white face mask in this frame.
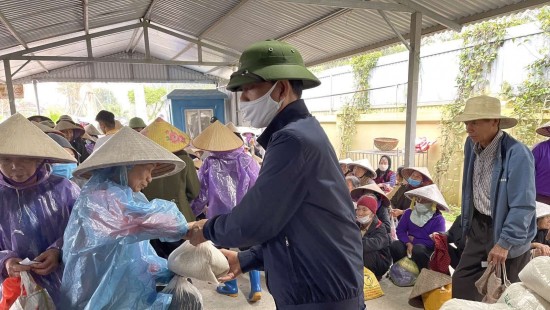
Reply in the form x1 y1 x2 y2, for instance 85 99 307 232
357 215 372 225
239 82 284 128
378 164 388 172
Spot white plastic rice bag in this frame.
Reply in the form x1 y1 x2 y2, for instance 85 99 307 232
518 256 550 303
497 282 550 310
168 241 229 283
162 276 203 310
440 298 509 310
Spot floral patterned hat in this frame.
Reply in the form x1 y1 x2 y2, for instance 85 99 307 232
140 117 191 153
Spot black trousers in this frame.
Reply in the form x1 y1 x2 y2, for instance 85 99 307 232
150 239 184 259
363 252 391 280
451 211 531 301
389 240 433 270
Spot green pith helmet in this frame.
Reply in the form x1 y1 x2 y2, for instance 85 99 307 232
129 117 147 129
226 40 321 92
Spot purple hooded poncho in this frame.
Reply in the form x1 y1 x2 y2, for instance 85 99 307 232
0 165 80 304
191 148 260 219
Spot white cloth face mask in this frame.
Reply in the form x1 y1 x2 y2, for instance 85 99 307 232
239 82 283 128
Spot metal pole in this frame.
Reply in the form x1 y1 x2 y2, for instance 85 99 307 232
404 12 422 167
3 59 16 115
33 80 40 114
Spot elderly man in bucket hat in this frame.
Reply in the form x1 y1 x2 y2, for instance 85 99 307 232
451 95 536 301
186 40 365 309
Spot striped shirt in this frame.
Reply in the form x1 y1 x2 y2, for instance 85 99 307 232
472 130 503 216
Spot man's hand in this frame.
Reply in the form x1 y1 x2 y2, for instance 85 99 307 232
218 249 242 283
406 242 413 257
32 249 61 276
488 244 509 265
5 258 31 278
185 219 208 246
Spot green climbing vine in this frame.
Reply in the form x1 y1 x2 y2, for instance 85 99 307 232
338 51 382 157
503 7 550 146
435 20 515 186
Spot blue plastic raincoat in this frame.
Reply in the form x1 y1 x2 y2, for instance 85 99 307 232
60 167 188 309
0 166 80 304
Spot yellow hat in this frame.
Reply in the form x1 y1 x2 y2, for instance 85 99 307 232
192 121 244 152
141 117 191 153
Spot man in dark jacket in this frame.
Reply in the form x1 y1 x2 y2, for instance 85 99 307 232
187 40 365 310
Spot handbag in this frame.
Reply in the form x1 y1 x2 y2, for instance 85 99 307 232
474 262 510 303
429 233 451 275
10 271 55 310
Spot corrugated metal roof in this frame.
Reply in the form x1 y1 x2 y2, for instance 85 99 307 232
13 52 220 84
167 89 228 99
0 0 546 83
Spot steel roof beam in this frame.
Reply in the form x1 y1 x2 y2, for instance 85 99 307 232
8 55 234 66
1 22 143 59
147 23 241 59
11 59 30 77
199 0 251 39
394 0 461 32
277 8 352 41
83 0 90 34
126 0 158 53
378 10 410 51
272 0 413 13
0 11 49 73
171 43 195 60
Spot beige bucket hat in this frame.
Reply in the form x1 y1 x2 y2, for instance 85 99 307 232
72 126 185 179
85 123 102 136
348 159 376 179
0 113 77 163
409 269 452 299
402 167 433 184
536 201 550 219
55 121 85 139
141 117 191 153
351 183 390 207
40 119 56 128
405 184 450 211
451 95 517 129
536 121 550 137
192 121 244 152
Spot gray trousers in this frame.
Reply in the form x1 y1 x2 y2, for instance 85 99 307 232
451 211 531 301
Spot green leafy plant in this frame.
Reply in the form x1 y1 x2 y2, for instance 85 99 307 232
338 51 382 157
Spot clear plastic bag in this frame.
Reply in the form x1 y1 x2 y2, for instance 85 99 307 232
10 271 55 310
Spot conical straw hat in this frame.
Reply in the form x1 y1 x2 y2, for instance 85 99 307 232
351 183 390 207
73 127 185 179
32 121 64 137
55 121 85 138
409 269 452 299
405 184 450 211
536 201 550 219
536 121 550 137
27 115 52 123
339 158 353 165
85 124 101 136
402 167 433 184
226 122 240 133
192 121 244 152
0 113 76 163
348 159 376 179
82 132 97 142
141 117 191 153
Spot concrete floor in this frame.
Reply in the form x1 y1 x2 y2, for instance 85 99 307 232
193 272 423 309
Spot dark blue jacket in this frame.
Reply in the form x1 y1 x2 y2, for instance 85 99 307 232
204 100 365 310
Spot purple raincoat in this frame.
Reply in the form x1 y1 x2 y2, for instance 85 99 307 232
191 147 259 219
0 166 80 304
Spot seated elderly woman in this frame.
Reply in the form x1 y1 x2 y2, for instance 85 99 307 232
60 127 189 309
390 167 433 219
355 195 391 280
0 113 80 304
348 159 377 186
531 202 550 257
390 184 448 270
351 183 392 234
345 175 361 192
